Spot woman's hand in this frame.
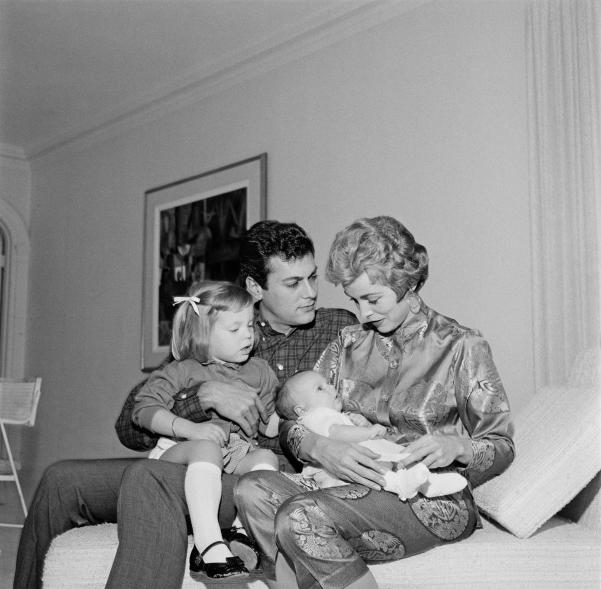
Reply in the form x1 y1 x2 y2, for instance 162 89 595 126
308 435 388 489
397 433 473 469
183 422 228 447
367 424 388 439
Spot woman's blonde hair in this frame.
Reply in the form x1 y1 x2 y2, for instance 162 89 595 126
171 281 254 362
325 216 429 299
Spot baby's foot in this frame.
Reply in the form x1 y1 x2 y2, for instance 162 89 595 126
383 463 429 500
419 472 467 498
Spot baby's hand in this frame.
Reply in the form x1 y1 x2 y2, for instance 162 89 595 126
367 424 388 439
187 422 228 446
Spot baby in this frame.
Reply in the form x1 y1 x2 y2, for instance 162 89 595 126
276 370 467 500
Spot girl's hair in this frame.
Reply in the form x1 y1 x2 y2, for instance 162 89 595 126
171 281 254 362
325 216 429 299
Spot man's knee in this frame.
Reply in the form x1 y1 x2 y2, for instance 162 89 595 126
40 460 84 488
120 459 187 514
32 460 90 507
121 458 184 493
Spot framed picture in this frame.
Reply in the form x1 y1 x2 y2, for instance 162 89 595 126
141 153 267 370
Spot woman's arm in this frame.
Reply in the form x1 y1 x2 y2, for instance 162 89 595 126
279 415 387 489
456 336 515 486
399 335 515 487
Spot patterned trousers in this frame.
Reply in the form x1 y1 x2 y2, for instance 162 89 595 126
234 471 478 589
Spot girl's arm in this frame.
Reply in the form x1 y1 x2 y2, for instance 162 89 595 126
147 406 227 444
131 361 186 431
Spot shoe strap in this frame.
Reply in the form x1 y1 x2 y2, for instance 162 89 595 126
200 540 228 559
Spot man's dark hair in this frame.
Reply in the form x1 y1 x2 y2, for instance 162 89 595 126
239 220 315 288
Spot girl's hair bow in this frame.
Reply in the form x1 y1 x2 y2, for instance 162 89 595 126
173 295 201 316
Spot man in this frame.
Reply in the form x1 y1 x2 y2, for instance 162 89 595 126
14 220 356 589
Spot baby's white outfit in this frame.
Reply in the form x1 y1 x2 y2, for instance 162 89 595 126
299 407 467 500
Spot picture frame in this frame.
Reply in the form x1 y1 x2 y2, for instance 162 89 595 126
141 153 267 371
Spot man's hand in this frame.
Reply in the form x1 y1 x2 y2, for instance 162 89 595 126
306 434 388 489
196 381 268 437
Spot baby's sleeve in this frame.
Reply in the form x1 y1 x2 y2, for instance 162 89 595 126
300 409 347 438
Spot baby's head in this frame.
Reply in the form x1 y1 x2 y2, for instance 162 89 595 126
276 370 341 420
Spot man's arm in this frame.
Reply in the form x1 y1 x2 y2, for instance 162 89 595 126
115 365 267 450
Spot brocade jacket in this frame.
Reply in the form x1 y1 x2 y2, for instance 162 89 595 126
310 298 515 488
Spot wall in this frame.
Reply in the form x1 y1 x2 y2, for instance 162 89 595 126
23 1 532 492
0 156 31 227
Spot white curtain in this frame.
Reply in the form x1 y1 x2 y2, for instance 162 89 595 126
527 0 601 387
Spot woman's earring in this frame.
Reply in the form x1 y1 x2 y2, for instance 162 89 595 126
407 291 421 314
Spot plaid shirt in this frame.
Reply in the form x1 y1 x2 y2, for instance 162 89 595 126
115 307 357 455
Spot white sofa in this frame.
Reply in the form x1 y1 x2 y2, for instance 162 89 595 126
43 349 601 588
42 488 600 589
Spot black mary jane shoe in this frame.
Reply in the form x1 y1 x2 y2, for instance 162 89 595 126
221 526 261 570
189 541 249 581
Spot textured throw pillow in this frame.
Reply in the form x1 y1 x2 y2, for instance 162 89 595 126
569 347 601 387
473 383 601 538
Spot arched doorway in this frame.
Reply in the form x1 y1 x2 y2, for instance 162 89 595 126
0 199 29 379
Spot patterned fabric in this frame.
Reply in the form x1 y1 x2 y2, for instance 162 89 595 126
253 307 357 382
236 470 478 589
114 306 356 453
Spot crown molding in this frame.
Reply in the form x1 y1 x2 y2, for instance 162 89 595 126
28 0 429 162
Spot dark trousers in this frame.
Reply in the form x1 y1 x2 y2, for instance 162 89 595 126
13 458 237 589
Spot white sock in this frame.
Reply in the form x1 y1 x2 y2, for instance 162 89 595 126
231 462 278 533
384 463 429 501
186 462 232 563
420 471 468 498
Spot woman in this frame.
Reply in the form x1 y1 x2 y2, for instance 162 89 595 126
235 216 515 589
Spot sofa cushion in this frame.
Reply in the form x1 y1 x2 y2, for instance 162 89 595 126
43 518 601 589
473 384 601 538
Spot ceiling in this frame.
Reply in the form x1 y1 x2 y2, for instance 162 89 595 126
0 0 417 160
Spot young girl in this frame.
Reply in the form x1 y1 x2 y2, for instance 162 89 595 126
132 281 280 581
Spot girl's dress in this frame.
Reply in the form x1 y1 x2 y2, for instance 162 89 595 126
132 357 278 472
